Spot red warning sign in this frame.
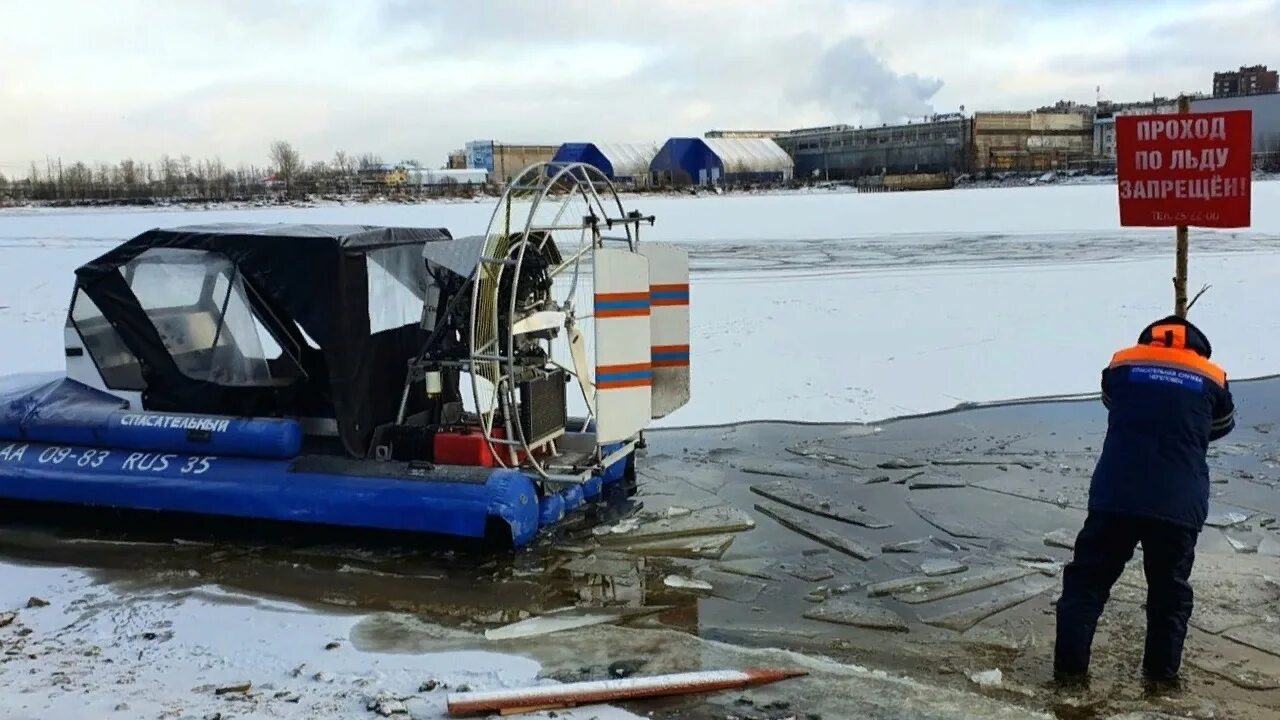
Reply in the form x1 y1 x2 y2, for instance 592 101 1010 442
1116 110 1252 228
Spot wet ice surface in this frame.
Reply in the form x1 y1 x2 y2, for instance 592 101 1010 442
4 381 1280 718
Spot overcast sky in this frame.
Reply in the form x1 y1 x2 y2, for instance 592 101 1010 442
1 0 1276 172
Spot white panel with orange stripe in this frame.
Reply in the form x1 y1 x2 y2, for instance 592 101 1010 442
640 243 691 419
593 248 652 444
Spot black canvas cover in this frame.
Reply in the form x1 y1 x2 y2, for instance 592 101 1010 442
74 223 453 457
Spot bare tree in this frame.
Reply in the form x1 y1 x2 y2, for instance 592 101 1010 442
203 158 227 199
94 164 111 197
333 150 357 192
119 159 140 195
269 140 303 197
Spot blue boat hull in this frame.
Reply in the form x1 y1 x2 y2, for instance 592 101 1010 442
0 439 541 544
0 374 635 548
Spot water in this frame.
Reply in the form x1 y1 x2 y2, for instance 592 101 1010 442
2 378 1279 717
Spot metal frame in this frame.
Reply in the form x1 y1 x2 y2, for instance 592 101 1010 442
467 162 643 481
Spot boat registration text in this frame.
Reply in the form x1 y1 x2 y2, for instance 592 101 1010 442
0 443 216 475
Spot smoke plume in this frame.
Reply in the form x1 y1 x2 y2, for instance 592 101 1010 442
807 37 945 124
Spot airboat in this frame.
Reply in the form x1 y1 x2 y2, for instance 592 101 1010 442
0 163 690 547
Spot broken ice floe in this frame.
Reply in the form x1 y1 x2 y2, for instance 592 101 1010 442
894 566 1034 605
596 506 755 545
986 539 1056 564
1188 604 1261 635
1224 531 1262 554
1205 511 1250 529
967 669 1003 688
754 503 878 560
877 458 928 470
1017 560 1063 577
561 554 642 578
1189 655 1280 690
616 534 736 560
934 457 1039 469
714 558 777 580
1043 528 1077 550
920 576 1056 632
693 568 767 603
487 606 668 641
803 597 908 632
882 538 930 554
907 476 970 490
867 575 945 598
918 559 968 577
785 443 865 468
663 575 714 593
1223 621 1280 658
782 563 835 582
749 482 892 529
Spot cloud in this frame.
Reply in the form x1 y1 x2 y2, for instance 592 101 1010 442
803 37 945 125
0 0 1276 169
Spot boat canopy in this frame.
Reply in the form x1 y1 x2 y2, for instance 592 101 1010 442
71 223 454 457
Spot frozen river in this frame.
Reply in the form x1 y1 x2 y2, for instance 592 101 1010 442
4 181 1280 428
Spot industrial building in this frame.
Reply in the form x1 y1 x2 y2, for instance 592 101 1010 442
1191 92 1280 153
649 137 794 186
407 168 488 186
970 111 1093 173
356 165 488 189
357 163 408 187
1213 65 1278 98
465 141 558 183
550 142 660 186
1092 100 1179 159
704 130 787 139
773 115 971 181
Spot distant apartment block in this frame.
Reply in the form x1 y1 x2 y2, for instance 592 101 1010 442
1213 65 1278 98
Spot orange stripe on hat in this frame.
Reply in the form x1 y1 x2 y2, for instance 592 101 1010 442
1148 323 1187 350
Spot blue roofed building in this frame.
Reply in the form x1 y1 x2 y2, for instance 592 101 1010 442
649 137 794 186
550 142 660 187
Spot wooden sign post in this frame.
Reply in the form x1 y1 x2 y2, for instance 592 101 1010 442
1115 99 1252 316
1174 96 1191 316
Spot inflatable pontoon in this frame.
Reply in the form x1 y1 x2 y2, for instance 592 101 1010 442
0 163 690 547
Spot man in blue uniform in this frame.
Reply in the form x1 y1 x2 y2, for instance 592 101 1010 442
1054 315 1235 690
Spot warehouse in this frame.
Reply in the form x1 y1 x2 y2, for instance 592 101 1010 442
649 137 794 186
1093 102 1177 160
971 111 1093 173
550 142 660 186
465 141 559 183
1191 91 1280 153
774 116 971 181
407 168 489 186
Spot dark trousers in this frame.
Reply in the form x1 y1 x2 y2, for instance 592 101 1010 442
1054 510 1200 680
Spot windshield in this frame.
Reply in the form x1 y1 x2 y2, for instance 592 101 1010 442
121 248 299 386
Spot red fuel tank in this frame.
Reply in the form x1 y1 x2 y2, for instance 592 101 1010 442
433 426 527 467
